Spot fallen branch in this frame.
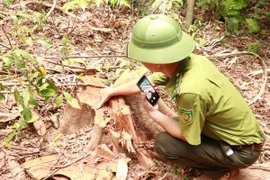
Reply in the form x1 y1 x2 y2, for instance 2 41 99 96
46 0 57 17
1 82 106 88
207 51 268 105
248 69 270 76
43 59 122 72
43 54 127 59
1 26 12 50
11 0 83 20
249 166 270 172
0 42 10 49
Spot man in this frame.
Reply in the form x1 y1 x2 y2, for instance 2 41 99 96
96 14 265 180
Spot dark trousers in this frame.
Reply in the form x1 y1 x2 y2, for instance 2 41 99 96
154 132 261 179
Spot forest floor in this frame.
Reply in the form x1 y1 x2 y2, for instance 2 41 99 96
0 1 270 180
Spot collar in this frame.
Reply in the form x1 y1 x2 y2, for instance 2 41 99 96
164 57 190 100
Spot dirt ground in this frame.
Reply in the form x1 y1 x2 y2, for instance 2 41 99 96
0 1 270 180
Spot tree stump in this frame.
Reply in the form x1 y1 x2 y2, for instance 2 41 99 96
58 68 176 167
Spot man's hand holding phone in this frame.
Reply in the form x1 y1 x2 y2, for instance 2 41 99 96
137 75 160 106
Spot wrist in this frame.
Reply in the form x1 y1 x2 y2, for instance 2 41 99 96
147 110 162 121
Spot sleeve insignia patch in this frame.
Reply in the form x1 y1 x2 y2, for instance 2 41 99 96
178 108 194 124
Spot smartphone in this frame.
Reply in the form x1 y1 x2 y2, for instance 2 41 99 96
137 75 160 106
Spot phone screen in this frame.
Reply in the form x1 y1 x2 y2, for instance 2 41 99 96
137 75 160 106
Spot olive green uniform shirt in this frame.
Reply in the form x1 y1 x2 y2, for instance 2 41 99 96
149 54 265 146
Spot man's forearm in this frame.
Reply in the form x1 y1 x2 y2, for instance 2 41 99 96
148 110 187 141
111 79 142 96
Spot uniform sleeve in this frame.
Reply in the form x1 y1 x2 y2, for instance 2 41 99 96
175 93 206 145
147 72 169 85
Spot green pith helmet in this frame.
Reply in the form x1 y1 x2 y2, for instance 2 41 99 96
128 14 195 64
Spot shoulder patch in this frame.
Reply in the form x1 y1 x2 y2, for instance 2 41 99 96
178 108 194 124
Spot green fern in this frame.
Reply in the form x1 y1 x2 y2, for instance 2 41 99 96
221 0 247 16
245 18 260 33
247 41 260 54
62 0 90 11
226 17 240 34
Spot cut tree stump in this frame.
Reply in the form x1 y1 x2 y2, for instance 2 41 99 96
57 68 175 167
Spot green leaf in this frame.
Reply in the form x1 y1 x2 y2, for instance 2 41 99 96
22 107 32 121
14 56 25 68
21 88 30 105
28 87 38 106
13 49 38 64
27 115 39 123
27 71 39 82
60 47 68 56
40 88 56 97
15 117 26 133
0 93 5 101
0 83 10 91
44 96 51 103
38 83 49 92
1 56 12 67
52 133 63 142
95 67 103 72
5 131 16 147
61 34 68 46
47 79 58 91
55 94 63 106
14 88 24 106
63 92 72 102
11 15 18 26
38 39 53 47
12 122 20 129
105 63 110 72
246 18 260 33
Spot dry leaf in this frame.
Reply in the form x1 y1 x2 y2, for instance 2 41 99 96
94 144 117 159
96 170 114 180
116 157 131 180
50 114 59 128
68 98 81 109
23 154 97 179
33 120 46 136
8 158 26 180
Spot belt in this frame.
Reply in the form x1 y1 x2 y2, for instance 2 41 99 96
232 143 264 152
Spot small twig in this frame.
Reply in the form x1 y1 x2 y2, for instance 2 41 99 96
53 151 92 169
43 54 127 59
248 69 270 76
0 43 10 49
43 59 121 71
158 173 168 180
46 0 56 17
1 26 12 49
1 82 106 88
41 152 74 180
79 163 88 180
249 166 270 172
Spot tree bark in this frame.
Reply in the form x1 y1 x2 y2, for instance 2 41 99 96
186 0 196 25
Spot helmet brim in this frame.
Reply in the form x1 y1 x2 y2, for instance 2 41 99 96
128 31 195 64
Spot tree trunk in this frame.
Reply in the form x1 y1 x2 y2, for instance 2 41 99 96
186 0 196 25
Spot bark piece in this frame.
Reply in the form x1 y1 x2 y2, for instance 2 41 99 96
116 157 131 180
8 158 26 180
